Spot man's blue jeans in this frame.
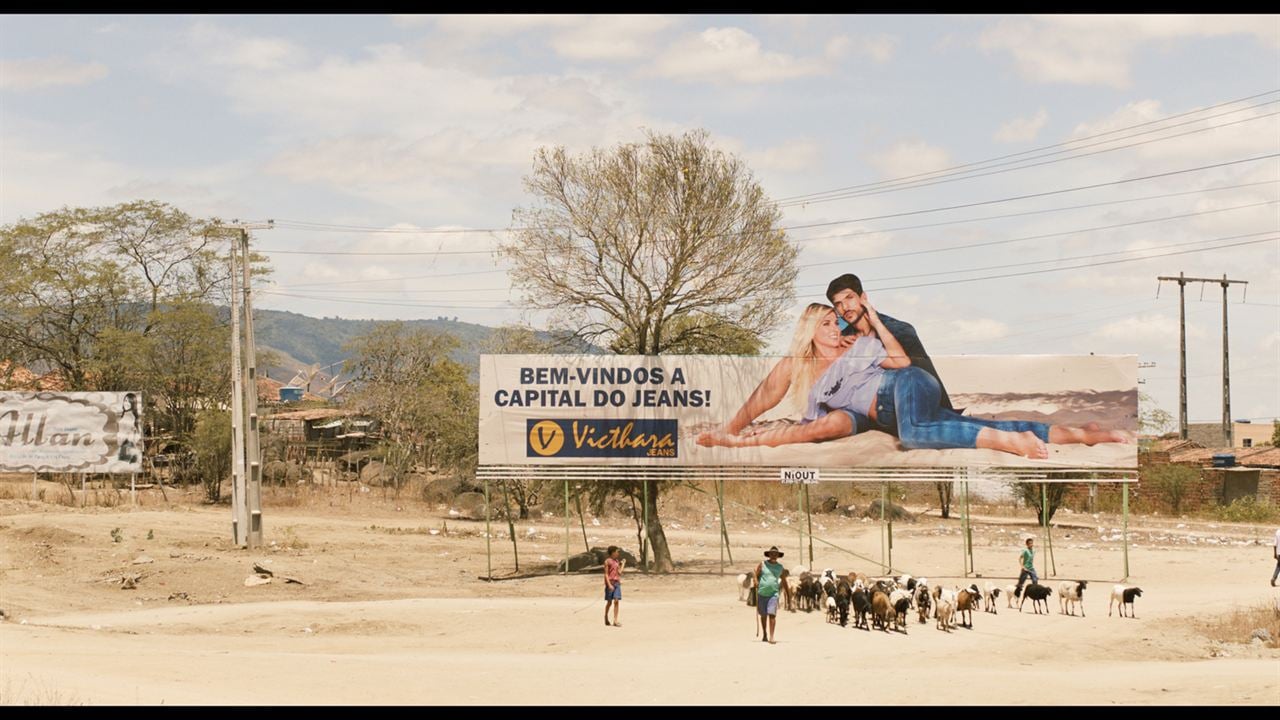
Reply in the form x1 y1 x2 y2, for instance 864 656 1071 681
1015 568 1039 593
874 367 1050 450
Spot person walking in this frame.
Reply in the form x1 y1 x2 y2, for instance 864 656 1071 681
1271 526 1279 587
1014 536 1039 597
604 546 624 627
755 546 790 644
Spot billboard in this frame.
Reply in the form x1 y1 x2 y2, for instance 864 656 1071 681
479 355 1137 469
0 392 144 473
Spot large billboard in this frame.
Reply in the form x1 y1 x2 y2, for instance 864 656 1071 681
479 355 1137 469
0 392 144 473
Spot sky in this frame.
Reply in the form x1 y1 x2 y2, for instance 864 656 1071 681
2 14 1278 427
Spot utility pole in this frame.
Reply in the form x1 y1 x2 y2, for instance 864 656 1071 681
1157 273 1247 444
223 220 273 548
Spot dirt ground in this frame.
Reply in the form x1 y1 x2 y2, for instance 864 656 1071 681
1 479 1278 706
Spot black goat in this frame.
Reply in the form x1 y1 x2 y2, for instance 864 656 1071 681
1019 583 1053 614
851 587 872 630
835 579 852 627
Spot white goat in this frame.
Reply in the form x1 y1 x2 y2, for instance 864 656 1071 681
1109 584 1143 618
983 582 1002 614
1058 580 1088 617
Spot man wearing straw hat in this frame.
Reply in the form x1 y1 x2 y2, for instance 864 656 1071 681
754 546 791 644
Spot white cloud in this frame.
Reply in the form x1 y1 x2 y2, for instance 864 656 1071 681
946 318 1011 342
856 34 898 64
186 22 307 71
514 75 611 117
0 57 108 91
1094 314 1207 343
867 140 952 180
426 14 579 36
408 15 673 62
978 15 1280 88
995 108 1049 143
746 138 823 175
651 27 834 84
549 15 675 61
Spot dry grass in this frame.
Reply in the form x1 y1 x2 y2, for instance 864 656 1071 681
1196 600 1280 650
0 676 85 706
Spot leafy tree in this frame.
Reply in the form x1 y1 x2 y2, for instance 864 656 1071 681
1271 420 1279 447
191 409 232 503
1138 391 1174 437
343 323 477 494
1010 481 1070 525
500 129 796 571
1 201 272 486
1141 463 1198 514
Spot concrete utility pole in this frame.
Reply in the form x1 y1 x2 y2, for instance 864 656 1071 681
1157 272 1247 444
223 220 273 548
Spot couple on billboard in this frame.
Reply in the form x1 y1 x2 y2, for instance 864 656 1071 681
696 274 1129 459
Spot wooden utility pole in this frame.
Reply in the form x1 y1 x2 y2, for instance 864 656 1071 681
1157 273 1247 444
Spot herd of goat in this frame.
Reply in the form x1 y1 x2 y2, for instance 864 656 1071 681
736 568 1145 633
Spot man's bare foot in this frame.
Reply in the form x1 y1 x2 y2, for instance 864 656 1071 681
978 429 1048 459
1049 425 1131 446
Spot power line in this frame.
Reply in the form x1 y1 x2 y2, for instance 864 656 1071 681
787 180 1279 246
261 234 1277 311
775 154 1280 234
776 105 1280 208
255 181 1279 256
257 153 1278 247
866 237 1276 293
258 197 1278 260
774 89 1280 204
795 199 1278 269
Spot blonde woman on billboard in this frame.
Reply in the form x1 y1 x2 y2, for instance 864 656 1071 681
696 302 1128 458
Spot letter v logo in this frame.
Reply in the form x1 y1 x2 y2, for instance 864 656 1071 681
529 420 564 456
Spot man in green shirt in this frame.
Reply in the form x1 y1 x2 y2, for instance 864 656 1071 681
1014 537 1038 598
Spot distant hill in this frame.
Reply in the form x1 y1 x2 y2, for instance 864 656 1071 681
253 308 592 382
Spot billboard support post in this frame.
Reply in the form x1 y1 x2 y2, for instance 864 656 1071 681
642 480 649 572
1122 480 1130 582
880 483 887 573
961 474 972 576
563 480 570 576
484 478 492 580
796 482 804 566
805 484 814 568
715 479 732 568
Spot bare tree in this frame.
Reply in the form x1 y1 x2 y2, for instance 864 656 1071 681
500 129 797 571
502 129 796 355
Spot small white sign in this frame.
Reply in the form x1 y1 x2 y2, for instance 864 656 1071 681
779 468 820 484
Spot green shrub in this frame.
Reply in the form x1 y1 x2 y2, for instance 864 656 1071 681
191 410 232 503
1141 464 1199 514
1213 496 1280 523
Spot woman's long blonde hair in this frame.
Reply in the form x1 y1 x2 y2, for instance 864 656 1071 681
785 303 836 414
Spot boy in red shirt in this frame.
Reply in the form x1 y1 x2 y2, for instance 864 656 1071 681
604 546 624 626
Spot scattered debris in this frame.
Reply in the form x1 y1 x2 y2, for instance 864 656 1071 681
167 592 189 601
281 576 305 585
120 574 139 590
252 562 274 577
244 574 272 587
131 555 154 565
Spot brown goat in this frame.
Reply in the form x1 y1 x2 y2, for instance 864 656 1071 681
870 590 893 633
956 588 979 628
